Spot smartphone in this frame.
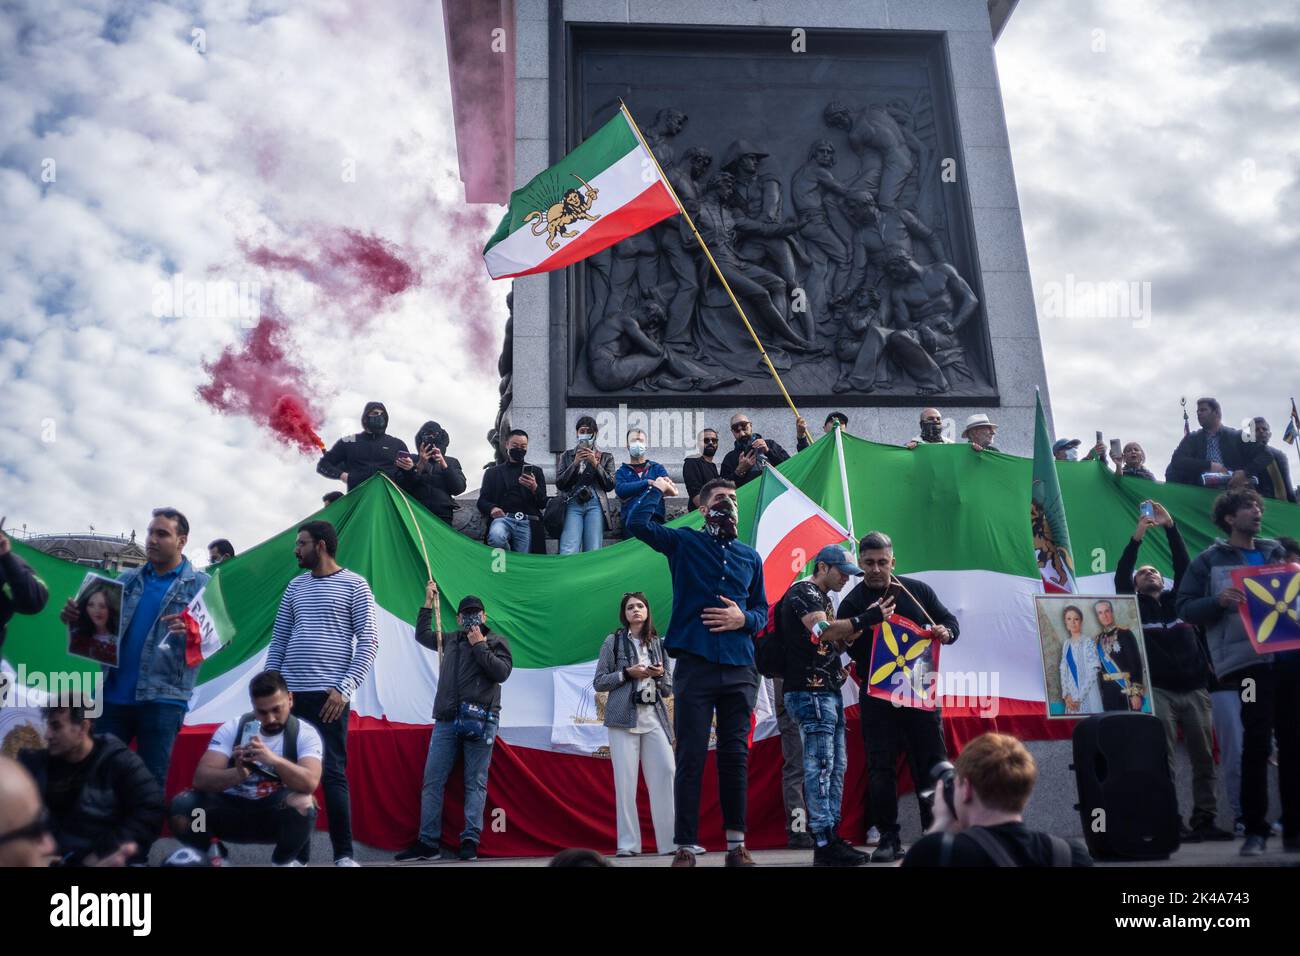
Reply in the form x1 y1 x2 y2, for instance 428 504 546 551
1095 430 1103 446
1139 501 1155 520
238 721 261 749
1110 438 1121 458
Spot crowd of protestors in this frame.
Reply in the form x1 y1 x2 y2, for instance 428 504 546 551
2 392 1299 870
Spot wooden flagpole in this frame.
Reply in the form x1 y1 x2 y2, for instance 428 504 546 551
618 100 801 420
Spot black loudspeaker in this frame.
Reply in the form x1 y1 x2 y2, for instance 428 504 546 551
1070 714 1180 860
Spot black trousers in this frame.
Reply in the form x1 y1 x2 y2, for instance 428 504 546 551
1226 662 1300 839
671 653 759 846
859 693 948 837
170 789 316 865
291 690 352 860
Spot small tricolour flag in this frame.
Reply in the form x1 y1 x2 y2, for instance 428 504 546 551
180 578 235 667
749 465 852 605
482 109 680 280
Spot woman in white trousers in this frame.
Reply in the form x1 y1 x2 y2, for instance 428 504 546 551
593 592 676 856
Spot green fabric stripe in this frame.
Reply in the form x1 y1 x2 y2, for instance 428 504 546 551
483 112 640 252
7 439 1300 683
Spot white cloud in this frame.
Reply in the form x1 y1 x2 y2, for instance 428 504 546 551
0 0 506 555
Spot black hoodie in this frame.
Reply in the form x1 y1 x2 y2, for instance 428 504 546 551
395 420 467 523
316 401 410 492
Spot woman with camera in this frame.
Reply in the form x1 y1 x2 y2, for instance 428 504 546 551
555 416 616 555
592 592 675 857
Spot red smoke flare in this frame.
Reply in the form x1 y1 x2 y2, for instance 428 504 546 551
197 305 325 455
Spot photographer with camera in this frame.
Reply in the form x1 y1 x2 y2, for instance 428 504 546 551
555 415 617 554
169 670 323 866
721 413 791 488
395 590 512 863
902 733 1091 867
592 592 675 857
394 420 467 525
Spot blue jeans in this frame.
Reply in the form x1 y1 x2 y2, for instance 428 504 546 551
95 700 187 787
784 690 847 839
418 717 499 846
487 515 531 552
559 495 604 554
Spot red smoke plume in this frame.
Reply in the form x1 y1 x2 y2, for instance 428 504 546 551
197 304 326 453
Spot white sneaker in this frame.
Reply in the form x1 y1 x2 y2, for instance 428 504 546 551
334 856 361 867
684 844 706 855
273 859 304 867
866 827 881 847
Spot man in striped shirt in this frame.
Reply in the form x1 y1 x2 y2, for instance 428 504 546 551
267 520 378 867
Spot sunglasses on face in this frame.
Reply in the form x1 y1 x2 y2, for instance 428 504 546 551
0 808 52 846
730 422 751 432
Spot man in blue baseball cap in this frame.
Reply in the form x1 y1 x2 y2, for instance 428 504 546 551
776 545 876 866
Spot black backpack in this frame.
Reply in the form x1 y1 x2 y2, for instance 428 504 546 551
753 595 786 678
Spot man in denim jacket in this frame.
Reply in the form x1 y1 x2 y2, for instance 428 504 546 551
60 508 208 786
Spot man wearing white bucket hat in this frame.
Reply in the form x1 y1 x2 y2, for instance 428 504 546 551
961 414 998 452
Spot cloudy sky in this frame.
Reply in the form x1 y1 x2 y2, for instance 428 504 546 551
2 0 1297 558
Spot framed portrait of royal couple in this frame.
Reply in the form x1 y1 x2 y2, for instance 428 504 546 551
1034 593 1152 719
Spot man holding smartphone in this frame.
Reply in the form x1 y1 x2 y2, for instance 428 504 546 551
395 421 467 525
169 671 323 866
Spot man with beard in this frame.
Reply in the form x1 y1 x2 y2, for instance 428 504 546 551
682 428 721 509
1249 417 1296 503
169 671 323 866
267 521 377 866
721 412 791 488
59 508 208 787
1093 600 1148 713
836 531 959 862
317 400 410 492
626 477 768 867
395 420 467 525
586 289 739 393
1165 397 1274 489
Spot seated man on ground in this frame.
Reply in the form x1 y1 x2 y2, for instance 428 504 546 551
169 670 322 866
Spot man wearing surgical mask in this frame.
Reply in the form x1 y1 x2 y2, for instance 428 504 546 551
316 400 411 492
626 476 768 867
615 429 670 538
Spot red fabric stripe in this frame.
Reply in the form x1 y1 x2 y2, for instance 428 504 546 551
490 181 678 279
761 515 847 604
165 702 1075 858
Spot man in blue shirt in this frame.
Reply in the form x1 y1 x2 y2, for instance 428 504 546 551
60 508 208 786
615 428 669 536
626 475 767 867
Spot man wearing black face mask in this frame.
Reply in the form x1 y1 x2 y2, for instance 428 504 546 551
394 421 467 525
477 429 547 553
683 428 721 509
316 401 410 492
905 407 953 449
627 476 768 867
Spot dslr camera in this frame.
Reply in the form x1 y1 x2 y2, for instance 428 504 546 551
922 760 956 818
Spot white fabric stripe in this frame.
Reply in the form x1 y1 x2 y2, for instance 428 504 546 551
754 488 823 556
186 568 1048 753
484 145 662 276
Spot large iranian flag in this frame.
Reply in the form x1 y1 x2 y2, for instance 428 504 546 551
7 438 1300 856
482 109 679 280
